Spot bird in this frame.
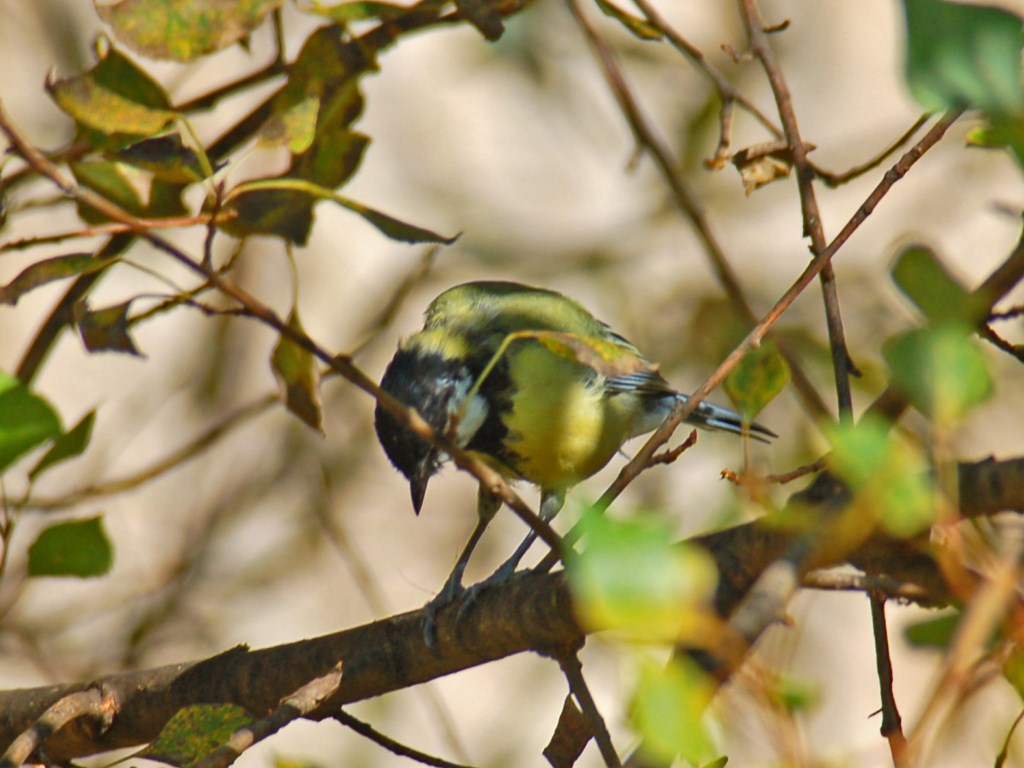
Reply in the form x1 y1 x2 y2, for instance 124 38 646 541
373 281 775 633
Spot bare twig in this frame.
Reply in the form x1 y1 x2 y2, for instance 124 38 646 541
334 710 477 768
565 0 832 427
195 663 345 768
0 102 563 561
557 654 621 767
0 687 111 768
870 597 909 766
21 394 277 512
739 0 855 419
811 113 932 187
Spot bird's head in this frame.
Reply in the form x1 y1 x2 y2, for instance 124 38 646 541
374 345 474 514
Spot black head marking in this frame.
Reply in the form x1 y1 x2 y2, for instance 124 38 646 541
374 347 471 513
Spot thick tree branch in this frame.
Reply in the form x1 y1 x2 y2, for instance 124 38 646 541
1 456 1021 762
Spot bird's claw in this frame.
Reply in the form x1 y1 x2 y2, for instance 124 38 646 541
422 577 465 649
455 560 521 619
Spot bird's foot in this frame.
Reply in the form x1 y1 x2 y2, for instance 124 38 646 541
422 576 465 649
456 559 522 619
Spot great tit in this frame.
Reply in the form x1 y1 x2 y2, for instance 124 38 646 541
374 281 775 620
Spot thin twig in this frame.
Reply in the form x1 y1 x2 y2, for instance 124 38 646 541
811 113 932 187
195 663 345 768
0 687 111 768
870 596 909 766
739 0 855 420
0 102 563 561
557 653 621 767
335 710 477 768
566 0 831 426
631 0 782 141
21 394 277 512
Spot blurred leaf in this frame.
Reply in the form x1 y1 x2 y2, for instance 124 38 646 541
0 254 112 306
567 507 718 643
883 326 993 425
28 516 113 578
48 45 174 136
1003 650 1024 700
904 610 960 649
271 310 323 432
891 245 986 326
96 0 284 62
773 675 819 714
117 134 213 183
30 410 96 481
826 418 938 537
0 371 62 473
595 0 662 40
631 657 718 766
140 703 253 767
902 0 1024 114
724 341 790 421
77 301 144 356
686 297 750 366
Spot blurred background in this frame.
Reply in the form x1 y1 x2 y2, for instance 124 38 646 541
2 0 1024 765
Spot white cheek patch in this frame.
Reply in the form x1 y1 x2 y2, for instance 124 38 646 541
451 390 489 447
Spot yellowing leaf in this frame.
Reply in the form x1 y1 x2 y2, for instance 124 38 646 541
724 342 790 421
271 310 323 432
97 0 284 62
525 331 657 381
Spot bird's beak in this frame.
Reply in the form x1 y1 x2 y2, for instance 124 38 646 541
409 470 429 515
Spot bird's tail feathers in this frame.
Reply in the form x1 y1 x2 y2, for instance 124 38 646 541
677 394 777 443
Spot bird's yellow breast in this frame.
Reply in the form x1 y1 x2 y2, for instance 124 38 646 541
501 342 639 492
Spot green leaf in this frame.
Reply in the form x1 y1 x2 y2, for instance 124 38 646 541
567 507 719 643
30 411 96 481
140 703 253 768
0 371 62 473
48 45 174 136
826 417 938 537
116 134 213 183
723 341 790 421
595 0 662 40
223 178 457 245
333 194 459 244
904 610 960 649
271 310 323 432
883 326 993 425
891 245 986 326
0 254 112 306
631 657 718 766
902 0 1024 114
70 160 146 223
28 516 113 578
76 301 144 356
96 0 284 62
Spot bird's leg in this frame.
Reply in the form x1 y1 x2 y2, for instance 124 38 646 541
423 485 501 646
457 489 565 615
